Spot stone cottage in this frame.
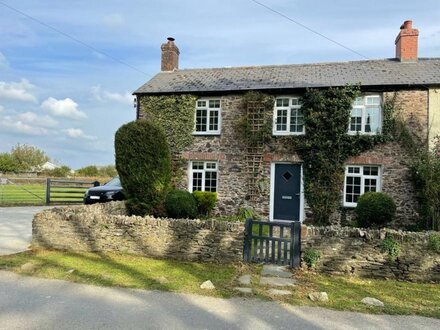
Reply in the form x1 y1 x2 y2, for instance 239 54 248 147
133 20 440 226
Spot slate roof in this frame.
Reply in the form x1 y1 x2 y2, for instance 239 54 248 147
134 58 440 94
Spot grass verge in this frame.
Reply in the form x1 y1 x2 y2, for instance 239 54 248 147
0 250 439 318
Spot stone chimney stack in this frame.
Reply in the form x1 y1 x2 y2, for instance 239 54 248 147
395 20 419 61
161 37 180 71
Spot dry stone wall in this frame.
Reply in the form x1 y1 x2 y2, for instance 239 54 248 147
32 202 244 263
32 202 440 282
302 226 440 282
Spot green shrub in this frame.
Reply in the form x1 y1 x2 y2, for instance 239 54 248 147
381 237 400 261
115 120 171 216
165 190 198 219
76 165 99 177
355 192 396 228
192 191 217 216
428 233 440 253
302 249 321 268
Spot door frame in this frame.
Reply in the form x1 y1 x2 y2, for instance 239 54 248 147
269 162 304 222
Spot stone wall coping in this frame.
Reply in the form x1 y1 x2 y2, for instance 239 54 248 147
303 225 434 241
36 202 244 232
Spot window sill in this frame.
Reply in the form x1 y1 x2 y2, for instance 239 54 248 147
273 132 305 136
192 132 221 136
347 131 380 136
343 203 357 208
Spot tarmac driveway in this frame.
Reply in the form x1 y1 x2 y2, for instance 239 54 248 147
0 206 51 255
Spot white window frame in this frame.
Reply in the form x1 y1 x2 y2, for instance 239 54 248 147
348 95 382 135
193 98 221 135
188 161 218 192
273 96 305 136
343 165 382 208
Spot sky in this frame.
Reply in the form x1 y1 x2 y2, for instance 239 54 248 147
0 0 439 169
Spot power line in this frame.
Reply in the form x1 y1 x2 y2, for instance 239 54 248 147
248 0 369 60
0 1 151 77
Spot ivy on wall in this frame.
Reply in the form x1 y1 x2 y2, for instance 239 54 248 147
139 94 197 154
139 94 197 187
287 87 402 225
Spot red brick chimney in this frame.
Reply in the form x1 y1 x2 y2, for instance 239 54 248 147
161 37 179 71
395 20 419 61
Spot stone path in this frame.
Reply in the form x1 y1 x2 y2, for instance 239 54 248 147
235 264 295 296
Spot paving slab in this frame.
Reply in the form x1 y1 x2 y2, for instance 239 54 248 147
260 264 292 278
237 274 251 285
259 277 296 287
234 287 253 294
267 289 292 296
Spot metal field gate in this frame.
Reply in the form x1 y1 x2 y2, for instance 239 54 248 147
243 219 301 268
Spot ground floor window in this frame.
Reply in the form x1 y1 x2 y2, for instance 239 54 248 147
189 161 218 192
344 165 381 207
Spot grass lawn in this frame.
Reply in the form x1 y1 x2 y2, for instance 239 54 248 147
0 184 46 205
1 250 439 318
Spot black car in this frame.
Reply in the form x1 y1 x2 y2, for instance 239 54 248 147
84 177 124 204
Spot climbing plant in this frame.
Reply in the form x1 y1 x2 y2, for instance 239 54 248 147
236 92 274 147
139 94 197 153
236 92 274 200
139 94 197 187
284 86 399 225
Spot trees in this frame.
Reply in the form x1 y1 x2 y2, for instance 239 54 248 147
0 144 49 173
10 143 49 172
0 153 18 172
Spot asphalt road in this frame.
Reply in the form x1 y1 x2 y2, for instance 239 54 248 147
0 271 439 330
0 206 50 255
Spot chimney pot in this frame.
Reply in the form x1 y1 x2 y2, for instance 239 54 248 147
395 20 419 62
161 37 179 71
403 20 412 29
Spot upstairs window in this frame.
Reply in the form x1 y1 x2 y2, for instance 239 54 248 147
273 97 304 135
344 165 381 207
189 161 218 192
348 95 382 135
194 99 221 135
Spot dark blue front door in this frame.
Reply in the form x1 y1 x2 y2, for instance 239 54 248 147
273 163 301 221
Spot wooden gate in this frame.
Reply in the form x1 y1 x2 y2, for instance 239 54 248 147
46 179 99 205
243 219 301 268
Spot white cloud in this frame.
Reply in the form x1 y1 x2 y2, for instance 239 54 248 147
0 109 58 136
0 52 9 69
91 85 133 105
0 115 49 136
64 128 97 140
41 97 87 120
17 112 58 128
103 14 125 28
0 79 37 103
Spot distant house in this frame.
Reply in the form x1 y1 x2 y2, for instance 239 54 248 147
41 161 60 171
133 21 440 226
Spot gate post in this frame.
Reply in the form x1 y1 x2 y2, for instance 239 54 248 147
243 218 253 262
45 178 51 205
291 221 301 268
